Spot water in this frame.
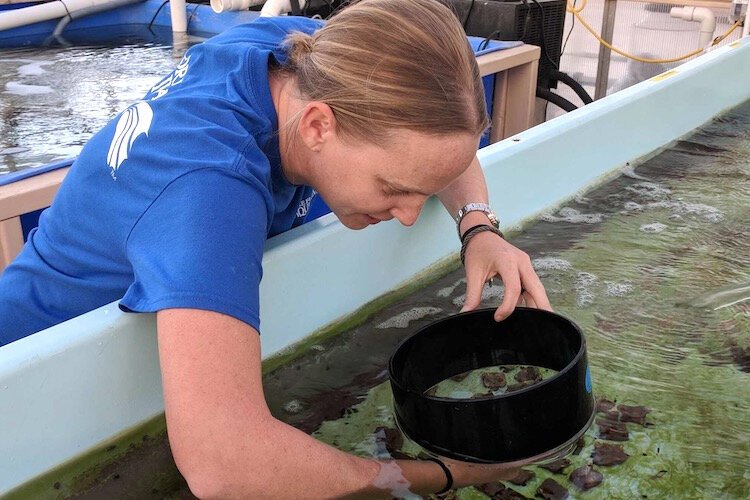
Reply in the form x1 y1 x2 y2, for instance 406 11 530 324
0 27 197 175
259 100 750 499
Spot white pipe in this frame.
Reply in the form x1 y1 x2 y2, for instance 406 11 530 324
259 0 307 17
52 0 130 37
0 0 141 32
169 0 186 33
670 6 717 48
744 3 749 37
210 0 264 14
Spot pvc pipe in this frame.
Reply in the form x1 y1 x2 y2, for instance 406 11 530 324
210 0 264 14
0 0 141 32
259 0 307 17
670 6 717 48
52 0 129 37
170 0 186 32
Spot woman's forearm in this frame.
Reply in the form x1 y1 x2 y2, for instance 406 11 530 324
437 156 495 234
157 309 451 499
219 416 450 499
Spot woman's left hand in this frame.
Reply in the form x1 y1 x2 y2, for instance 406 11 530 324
460 231 552 321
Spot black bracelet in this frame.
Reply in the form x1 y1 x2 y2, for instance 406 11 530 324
421 456 453 495
460 223 491 244
460 225 505 266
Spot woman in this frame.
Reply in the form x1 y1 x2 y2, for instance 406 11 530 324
0 0 551 495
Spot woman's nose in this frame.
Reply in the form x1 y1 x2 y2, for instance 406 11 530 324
390 199 424 226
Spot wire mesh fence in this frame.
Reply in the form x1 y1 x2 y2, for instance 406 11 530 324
547 0 742 120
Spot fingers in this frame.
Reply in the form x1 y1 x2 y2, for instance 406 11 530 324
519 265 553 312
460 267 485 313
461 233 553 319
517 289 540 308
494 277 521 321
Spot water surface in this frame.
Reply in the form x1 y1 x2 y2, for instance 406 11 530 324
0 27 196 174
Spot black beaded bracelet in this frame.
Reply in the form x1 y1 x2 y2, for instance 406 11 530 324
421 456 454 495
460 225 505 266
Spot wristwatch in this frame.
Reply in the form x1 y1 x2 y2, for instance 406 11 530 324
454 202 500 236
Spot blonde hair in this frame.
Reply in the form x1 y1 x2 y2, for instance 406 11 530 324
282 0 489 143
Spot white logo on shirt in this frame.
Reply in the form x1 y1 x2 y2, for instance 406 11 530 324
296 191 318 218
107 101 153 172
149 54 191 101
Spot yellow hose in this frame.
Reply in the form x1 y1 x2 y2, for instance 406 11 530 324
566 1 742 64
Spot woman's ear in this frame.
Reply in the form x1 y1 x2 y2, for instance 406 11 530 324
297 102 337 152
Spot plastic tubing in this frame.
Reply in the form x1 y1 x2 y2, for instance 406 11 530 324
210 0 265 14
551 69 593 104
170 0 187 32
670 6 717 48
259 0 307 17
536 87 578 113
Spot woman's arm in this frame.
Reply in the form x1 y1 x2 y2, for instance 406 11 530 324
157 309 518 498
438 156 552 320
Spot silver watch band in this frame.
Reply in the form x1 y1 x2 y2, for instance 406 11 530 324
455 203 500 236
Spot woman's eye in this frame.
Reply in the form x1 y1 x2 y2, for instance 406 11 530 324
387 188 409 197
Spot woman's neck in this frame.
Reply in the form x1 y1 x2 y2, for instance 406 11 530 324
269 71 311 186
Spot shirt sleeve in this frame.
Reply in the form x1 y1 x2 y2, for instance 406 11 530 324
120 168 271 332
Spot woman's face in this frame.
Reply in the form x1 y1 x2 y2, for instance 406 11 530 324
307 130 479 230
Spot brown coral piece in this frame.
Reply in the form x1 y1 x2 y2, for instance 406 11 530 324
472 392 494 399
596 398 616 413
592 442 629 466
515 366 542 383
539 458 570 474
374 426 403 454
616 404 651 426
493 486 531 499
481 371 507 390
477 482 504 496
569 465 603 491
597 418 629 441
508 469 535 486
535 478 569 500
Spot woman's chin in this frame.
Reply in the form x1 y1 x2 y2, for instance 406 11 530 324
339 214 375 230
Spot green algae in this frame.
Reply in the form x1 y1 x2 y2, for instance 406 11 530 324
2 414 173 500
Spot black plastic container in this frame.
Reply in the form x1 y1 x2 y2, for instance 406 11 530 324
388 307 595 463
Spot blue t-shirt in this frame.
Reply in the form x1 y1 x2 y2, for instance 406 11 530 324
0 16 323 345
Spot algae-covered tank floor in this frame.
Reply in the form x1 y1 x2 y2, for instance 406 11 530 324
262 100 750 499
